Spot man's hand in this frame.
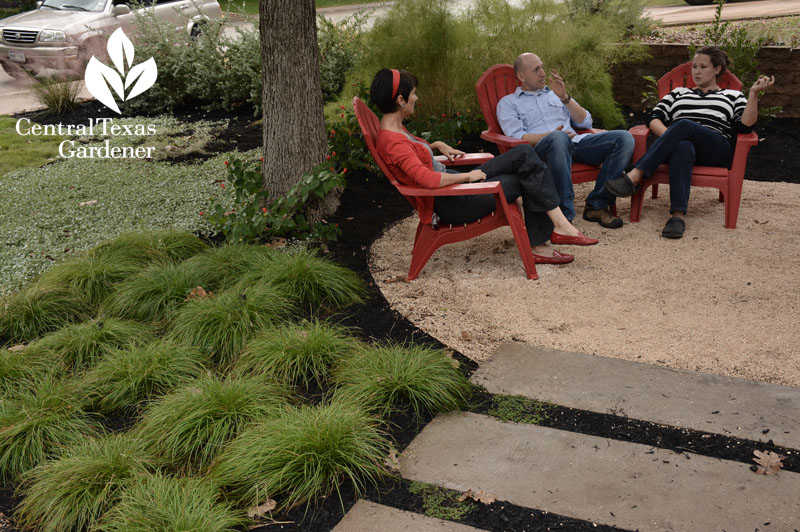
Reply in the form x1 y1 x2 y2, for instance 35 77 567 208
555 124 576 139
549 69 568 101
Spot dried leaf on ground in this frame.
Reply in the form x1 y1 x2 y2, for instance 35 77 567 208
457 489 497 505
247 499 277 519
7 344 25 352
78 200 98 207
384 275 410 284
443 349 460 368
384 449 401 472
187 286 212 300
266 237 287 249
753 450 784 475
460 330 472 341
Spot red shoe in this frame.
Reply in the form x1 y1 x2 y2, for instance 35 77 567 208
532 249 574 264
550 231 599 246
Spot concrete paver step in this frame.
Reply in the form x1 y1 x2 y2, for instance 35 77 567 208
472 343 800 449
400 412 800 532
332 500 487 532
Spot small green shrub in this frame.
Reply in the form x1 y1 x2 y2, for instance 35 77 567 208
180 243 275 291
0 379 102 483
96 473 245 532
38 254 144 308
16 435 152 532
318 13 368 102
0 281 91 344
28 319 154 371
136 375 292 471
0 346 59 396
211 400 387 509
487 394 554 425
333 344 471 419
167 282 294 366
88 230 207 267
30 75 81 116
408 481 477 521
239 248 363 310
234 321 361 388
81 341 207 414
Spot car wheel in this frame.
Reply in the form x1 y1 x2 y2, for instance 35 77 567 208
190 23 203 40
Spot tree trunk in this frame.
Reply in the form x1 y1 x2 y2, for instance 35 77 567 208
260 0 335 220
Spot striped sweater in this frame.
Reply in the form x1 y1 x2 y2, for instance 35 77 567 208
648 87 751 141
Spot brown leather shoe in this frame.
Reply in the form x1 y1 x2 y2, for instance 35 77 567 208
583 205 623 229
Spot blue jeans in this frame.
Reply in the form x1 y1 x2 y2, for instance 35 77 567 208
535 129 635 220
634 119 732 214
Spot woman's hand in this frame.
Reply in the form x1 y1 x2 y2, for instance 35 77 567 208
462 170 486 183
749 75 775 97
432 141 466 162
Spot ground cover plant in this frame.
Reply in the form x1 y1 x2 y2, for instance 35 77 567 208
0 117 65 176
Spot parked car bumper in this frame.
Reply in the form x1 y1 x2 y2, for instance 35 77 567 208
0 42 80 73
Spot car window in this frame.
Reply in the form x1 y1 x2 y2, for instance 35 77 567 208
41 0 107 12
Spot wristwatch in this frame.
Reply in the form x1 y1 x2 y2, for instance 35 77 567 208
560 94 571 105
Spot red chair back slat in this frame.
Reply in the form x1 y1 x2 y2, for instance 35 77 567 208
475 64 519 137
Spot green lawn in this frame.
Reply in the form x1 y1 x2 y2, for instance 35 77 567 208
0 117 66 177
221 0 372 16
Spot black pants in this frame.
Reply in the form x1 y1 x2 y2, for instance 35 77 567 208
433 144 559 246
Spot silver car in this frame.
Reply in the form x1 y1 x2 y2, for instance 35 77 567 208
0 0 222 78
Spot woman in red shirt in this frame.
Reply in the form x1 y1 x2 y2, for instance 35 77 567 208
372 68 598 264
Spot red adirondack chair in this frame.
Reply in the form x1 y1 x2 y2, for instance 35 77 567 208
475 64 604 185
628 61 758 229
353 96 538 280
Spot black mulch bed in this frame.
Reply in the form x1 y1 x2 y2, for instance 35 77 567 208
5 104 798 532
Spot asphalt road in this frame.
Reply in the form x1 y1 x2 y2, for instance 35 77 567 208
2 0 798 115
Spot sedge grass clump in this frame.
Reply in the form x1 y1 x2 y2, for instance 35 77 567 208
96 473 245 532
234 321 361 388
0 346 60 396
0 281 90 344
333 344 471 419
136 375 292 471
167 282 293 366
15 434 153 532
180 243 275 291
102 262 214 323
28 318 154 371
81 341 207 414
211 400 387 509
38 254 143 308
0 379 102 483
88 230 208 267
239 248 363 310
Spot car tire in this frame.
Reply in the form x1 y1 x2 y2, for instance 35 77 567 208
190 23 203 40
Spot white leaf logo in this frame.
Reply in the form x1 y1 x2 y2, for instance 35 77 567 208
84 28 157 114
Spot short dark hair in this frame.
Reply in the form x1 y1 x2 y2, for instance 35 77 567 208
695 45 730 81
370 68 418 114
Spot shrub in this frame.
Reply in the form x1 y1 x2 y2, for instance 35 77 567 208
30 75 81 116
28 318 154 371
318 13 368 102
167 282 294 366
136 375 292 471
0 379 102 483
96 473 245 532
38 254 144 308
15 435 152 532
180 243 275 291
211 400 387 509
234 321 361 388
0 281 91 344
89 230 207 267
238 248 363 310
81 341 207 414
0 346 59 396
333 344 471 419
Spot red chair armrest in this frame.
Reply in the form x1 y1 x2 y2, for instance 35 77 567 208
480 130 528 148
434 153 495 166
629 124 650 139
576 128 605 135
395 181 503 197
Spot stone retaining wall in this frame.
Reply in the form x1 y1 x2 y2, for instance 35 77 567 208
612 43 800 118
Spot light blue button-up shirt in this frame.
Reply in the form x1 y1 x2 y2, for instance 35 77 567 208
496 86 593 143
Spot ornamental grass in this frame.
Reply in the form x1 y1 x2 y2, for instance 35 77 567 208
0 379 102 483
81 340 207 415
0 346 60 396
167 282 294 367
180 243 274 291
136 375 292 471
0 281 91 344
332 344 471 419
102 262 214 323
28 318 154 371
234 320 361 388
37 254 143 308
15 434 153 532
238 248 363 310
88 230 208 266
211 400 388 510
96 473 245 532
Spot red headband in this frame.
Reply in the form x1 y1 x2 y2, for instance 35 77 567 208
391 69 400 100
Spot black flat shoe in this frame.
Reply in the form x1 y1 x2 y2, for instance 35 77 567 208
604 173 638 198
661 216 685 239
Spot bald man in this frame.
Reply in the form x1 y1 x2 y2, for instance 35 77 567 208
497 53 634 228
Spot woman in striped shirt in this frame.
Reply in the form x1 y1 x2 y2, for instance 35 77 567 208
604 46 775 238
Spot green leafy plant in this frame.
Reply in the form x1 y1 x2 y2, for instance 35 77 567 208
81 341 207 414
207 156 345 244
30 75 81 116
136 375 292 471
15 434 153 532
333 344 471 419
0 280 91 344
234 320 361 388
167 282 294 366
96 473 245 532
408 481 477 521
0 379 102 484
211 400 388 509
28 319 154 371
318 12 368 102
487 394 554 425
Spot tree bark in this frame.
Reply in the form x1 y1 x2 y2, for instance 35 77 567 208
260 0 333 218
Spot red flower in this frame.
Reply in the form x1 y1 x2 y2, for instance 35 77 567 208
342 168 348 173
326 155 331 160
199 211 204 216
456 111 461 116
224 160 229 166
340 105 345 109
330 130 336 135
262 207 267 213
260 157 264 161
332 151 336 157
442 113 446 118
341 113 345 118
330 167 335 171
220 183 225 188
